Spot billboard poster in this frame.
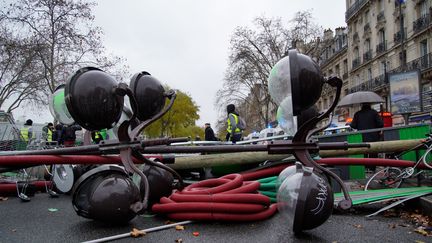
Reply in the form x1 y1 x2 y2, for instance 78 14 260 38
389 70 421 114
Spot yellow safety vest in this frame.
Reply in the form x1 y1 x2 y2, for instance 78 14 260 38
227 113 241 133
47 129 52 142
20 127 30 142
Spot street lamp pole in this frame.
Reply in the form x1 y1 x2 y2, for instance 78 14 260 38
399 1 406 69
399 0 410 125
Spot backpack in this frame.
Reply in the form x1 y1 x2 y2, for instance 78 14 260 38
237 116 246 130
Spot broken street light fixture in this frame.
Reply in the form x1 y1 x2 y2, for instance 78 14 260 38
268 49 352 232
65 67 124 131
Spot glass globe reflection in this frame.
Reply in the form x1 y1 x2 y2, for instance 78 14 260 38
276 165 296 188
276 97 296 135
268 56 292 106
277 170 302 230
49 85 75 125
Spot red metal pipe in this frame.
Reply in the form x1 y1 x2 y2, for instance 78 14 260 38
0 155 427 169
0 181 51 195
0 154 165 166
317 158 431 170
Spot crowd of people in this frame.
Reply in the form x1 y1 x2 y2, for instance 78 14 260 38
18 102 249 147
20 119 83 147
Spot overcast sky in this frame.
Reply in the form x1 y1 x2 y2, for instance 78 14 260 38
15 0 346 128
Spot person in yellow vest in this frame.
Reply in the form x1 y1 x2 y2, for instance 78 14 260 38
20 119 34 143
91 129 107 144
42 122 55 141
226 104 242 143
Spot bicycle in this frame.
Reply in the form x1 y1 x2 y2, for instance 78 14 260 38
364 133 432 191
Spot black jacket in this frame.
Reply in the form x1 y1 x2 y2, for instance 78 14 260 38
205 127 217 141
350 107 384 142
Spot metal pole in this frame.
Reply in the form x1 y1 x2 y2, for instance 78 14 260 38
82 220 193 243
399 1 406 69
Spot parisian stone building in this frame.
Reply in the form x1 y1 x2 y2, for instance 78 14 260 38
318 0 432 125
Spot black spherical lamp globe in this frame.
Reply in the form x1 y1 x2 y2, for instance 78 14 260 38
130 71 166 121
277 162 334 233
65 67 124 131
72 165 142 224
268 49 324 116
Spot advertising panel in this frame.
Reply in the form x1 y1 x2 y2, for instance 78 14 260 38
389 71 421 114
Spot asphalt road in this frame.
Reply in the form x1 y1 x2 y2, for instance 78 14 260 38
0 193 430 243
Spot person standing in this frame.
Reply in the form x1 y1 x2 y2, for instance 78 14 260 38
20 119 34 144
204 123 217 141
53 124 64 145
91 129 107 144
226 104 242 143
62 123 82 147
42 123 55 142
349 103 384 170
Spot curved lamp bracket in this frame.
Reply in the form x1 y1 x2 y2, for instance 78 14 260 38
292 76 352 210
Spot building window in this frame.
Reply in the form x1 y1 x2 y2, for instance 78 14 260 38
364 39 371 51
364 10 370 23
380 61 387 75
343 59 348 73
420 0 429 17
420 39 428 57
378 0 384 12
367 68 372 81
335 64 340 78
378 29 385 43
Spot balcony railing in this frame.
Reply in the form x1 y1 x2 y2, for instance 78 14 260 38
413 14 431 33
349 54 432 94
342 72 348 80
376 41 387 55
406 53 432 71
349 74 387 93
352 57 361 69
353 32 359 41
345 0 369 22
319 45 347 67
393 28 407 44
363 23 371 32
363 50 372 62
377 11 385 22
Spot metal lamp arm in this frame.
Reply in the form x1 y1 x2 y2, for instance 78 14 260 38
291 76 352 209
130 90 177 139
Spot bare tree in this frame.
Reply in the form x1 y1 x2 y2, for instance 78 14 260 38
0 23 46 113
215 16 290 131
0 0 128 110
216 11 322 132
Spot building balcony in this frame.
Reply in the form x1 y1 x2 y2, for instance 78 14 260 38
342 72 348 80
349 74 388 93
352 57 361 69
376 41 387 55
406 53 432 71
413 14 431 34
393 28 407 44
345 0 369 22
363 23 371 32
363 50 372 62
377 11 385 22
353 32 359 42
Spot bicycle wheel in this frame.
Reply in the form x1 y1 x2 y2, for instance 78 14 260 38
422 146 432 169
364 167 403 191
